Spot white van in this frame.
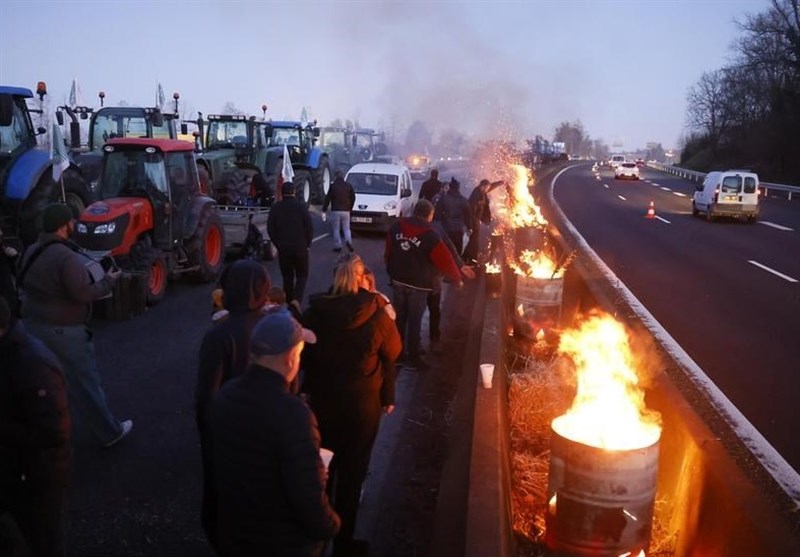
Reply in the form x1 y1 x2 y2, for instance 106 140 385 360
692 170 760 222
346 163 417 231
610 154 626 169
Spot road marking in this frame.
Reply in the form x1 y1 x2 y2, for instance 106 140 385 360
652 182 660 187
747 260 798 283
660 187 671 192
312 233 329 243
617 195 627 201
759 221 794 232
655 215 671 224
596 176 601 181
672 192 687 197
604 183 609 189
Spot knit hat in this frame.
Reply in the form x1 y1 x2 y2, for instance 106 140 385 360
41 203 73 233
282 181 296 197
251 308 316 356
449 177 460 191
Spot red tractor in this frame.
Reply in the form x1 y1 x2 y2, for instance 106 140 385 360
74 138 225 304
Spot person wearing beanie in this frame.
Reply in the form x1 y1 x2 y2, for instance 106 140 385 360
267 181 313 305
195 259 272 549
17 203 131 449
434 177 472 255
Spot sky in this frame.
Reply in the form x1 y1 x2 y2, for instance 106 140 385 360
0 0 769 151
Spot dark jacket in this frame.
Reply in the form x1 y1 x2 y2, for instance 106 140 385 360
468 185 491 228
435 189 472 233
301 290 402 414
0 318 70 510
0 246 18 316
210 366 340 557
267 197 313 254
18 233 116 326
419 177 443 203
385 217 461 290
322 177 355 212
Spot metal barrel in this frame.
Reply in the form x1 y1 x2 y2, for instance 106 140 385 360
515 276 563 307
545 428 659 556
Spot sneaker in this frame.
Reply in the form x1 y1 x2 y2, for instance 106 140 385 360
105 420 133 448
346 242 354 253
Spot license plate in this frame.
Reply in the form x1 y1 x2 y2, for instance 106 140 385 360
352 216 372 223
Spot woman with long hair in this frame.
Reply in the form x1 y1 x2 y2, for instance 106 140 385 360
301 256 401 557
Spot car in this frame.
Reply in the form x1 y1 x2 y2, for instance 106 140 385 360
347 163 417 231
635 159 646 168
405 154 432 178
692 170 759 222
615 162 640 180
609 154 626 169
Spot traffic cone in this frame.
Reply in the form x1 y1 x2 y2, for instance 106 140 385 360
646 201 656 219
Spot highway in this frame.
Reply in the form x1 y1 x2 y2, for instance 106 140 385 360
552 163 800 472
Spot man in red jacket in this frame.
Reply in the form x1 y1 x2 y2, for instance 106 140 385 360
385 199 473 370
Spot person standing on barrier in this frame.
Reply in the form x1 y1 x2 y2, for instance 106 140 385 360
268 181 314 305
385 199 471 370
0 296 70 557
18 203 131 448
322 170 356 253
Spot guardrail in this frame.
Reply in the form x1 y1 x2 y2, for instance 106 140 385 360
648 162 800 200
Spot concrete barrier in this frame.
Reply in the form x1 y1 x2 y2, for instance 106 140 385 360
462 163 800 556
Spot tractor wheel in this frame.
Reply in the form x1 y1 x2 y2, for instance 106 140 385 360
293 170 312 206
143 251 168 305
311 156 331 205
188 209 225 282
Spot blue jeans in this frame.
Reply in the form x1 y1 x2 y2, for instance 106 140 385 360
25 321 123 446
329 211 352 248
391 284 428 360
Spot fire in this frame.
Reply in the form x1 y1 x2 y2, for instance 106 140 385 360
552 314 661 450
485 262 501 273
507 164 548 229
509 249 562 279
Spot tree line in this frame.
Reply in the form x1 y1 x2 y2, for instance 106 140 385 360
683 0 800 183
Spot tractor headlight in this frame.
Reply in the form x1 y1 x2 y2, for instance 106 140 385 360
94 222 116 234
76 223 88 234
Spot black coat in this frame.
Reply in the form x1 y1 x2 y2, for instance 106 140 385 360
210 366 339 557
267 197 313 254
419 177 443 203
435 189 472 233
322 177 355 212
0 319 70 509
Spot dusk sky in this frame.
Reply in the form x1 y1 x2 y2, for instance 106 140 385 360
1 0 768 151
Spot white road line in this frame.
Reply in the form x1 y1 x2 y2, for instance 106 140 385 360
747 260 798 283
651 182 660 187
312 233 329 243
617 195 626 201
655 215 671 224
603 184 609 189
672 192 687 197
660 187 671 192
759 221 794 232
596 176 601 181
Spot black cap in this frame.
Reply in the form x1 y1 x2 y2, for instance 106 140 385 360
41 203 73 233
282 181 296 196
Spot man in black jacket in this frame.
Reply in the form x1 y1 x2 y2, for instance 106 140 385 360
463 178 504 264
210 308 339 556
322 170 356 253
419 168 442 203
1 296 70 557
434 178 472 255
267 182 314 305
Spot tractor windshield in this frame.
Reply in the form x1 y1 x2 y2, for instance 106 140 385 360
91 113 173 150
271 127 301 147
100 148 168 198
0 96 34 158
320 130 346 147
206 120 249 150
354 133 373 149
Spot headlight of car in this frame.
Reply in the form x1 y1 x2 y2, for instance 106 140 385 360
76 222 88 234
94 222 117 234
384 200 397 211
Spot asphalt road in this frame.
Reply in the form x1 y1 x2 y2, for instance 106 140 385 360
552 163 800 472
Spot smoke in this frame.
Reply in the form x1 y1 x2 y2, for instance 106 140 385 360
328 3 540 145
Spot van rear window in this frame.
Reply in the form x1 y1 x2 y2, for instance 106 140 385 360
721 176 742 194
743 176 757 193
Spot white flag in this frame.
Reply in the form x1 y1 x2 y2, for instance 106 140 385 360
51 123 70 182
282 144 294 183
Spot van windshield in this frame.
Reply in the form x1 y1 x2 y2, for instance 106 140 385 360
349 173 398 195
721 176 742 194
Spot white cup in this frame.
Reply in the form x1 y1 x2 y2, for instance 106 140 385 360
479 363 494 389
319 448 334 470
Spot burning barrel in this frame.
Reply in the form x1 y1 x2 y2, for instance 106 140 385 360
545 314 662 556
545 428 659 556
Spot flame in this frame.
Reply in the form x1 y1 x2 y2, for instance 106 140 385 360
510 249 562 279
485 262 501 274
552 314 661 450
536 329 545 341
507 164 548 229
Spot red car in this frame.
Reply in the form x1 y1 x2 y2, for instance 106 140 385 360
636 159 646 168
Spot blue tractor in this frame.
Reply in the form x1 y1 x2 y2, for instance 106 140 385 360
0 83 93 246
267 121 330 205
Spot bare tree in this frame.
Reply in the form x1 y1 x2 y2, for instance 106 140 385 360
685 70 729 139
221 102 244 115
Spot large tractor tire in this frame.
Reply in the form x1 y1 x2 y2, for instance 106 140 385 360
130 239 168 305
311 156 331 205
188 209 225 282
293 170 312 206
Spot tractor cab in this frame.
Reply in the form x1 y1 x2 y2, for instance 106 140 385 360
269 121 320 165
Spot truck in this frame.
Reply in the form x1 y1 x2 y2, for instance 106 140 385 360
73 137 232 304
0 82 94 246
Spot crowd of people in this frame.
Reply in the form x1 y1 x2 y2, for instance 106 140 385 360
0 169 500 556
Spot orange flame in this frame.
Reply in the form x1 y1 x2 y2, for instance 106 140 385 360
485 262 501 274
509 249 562 279
491 164 548 230
552 314 661 450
